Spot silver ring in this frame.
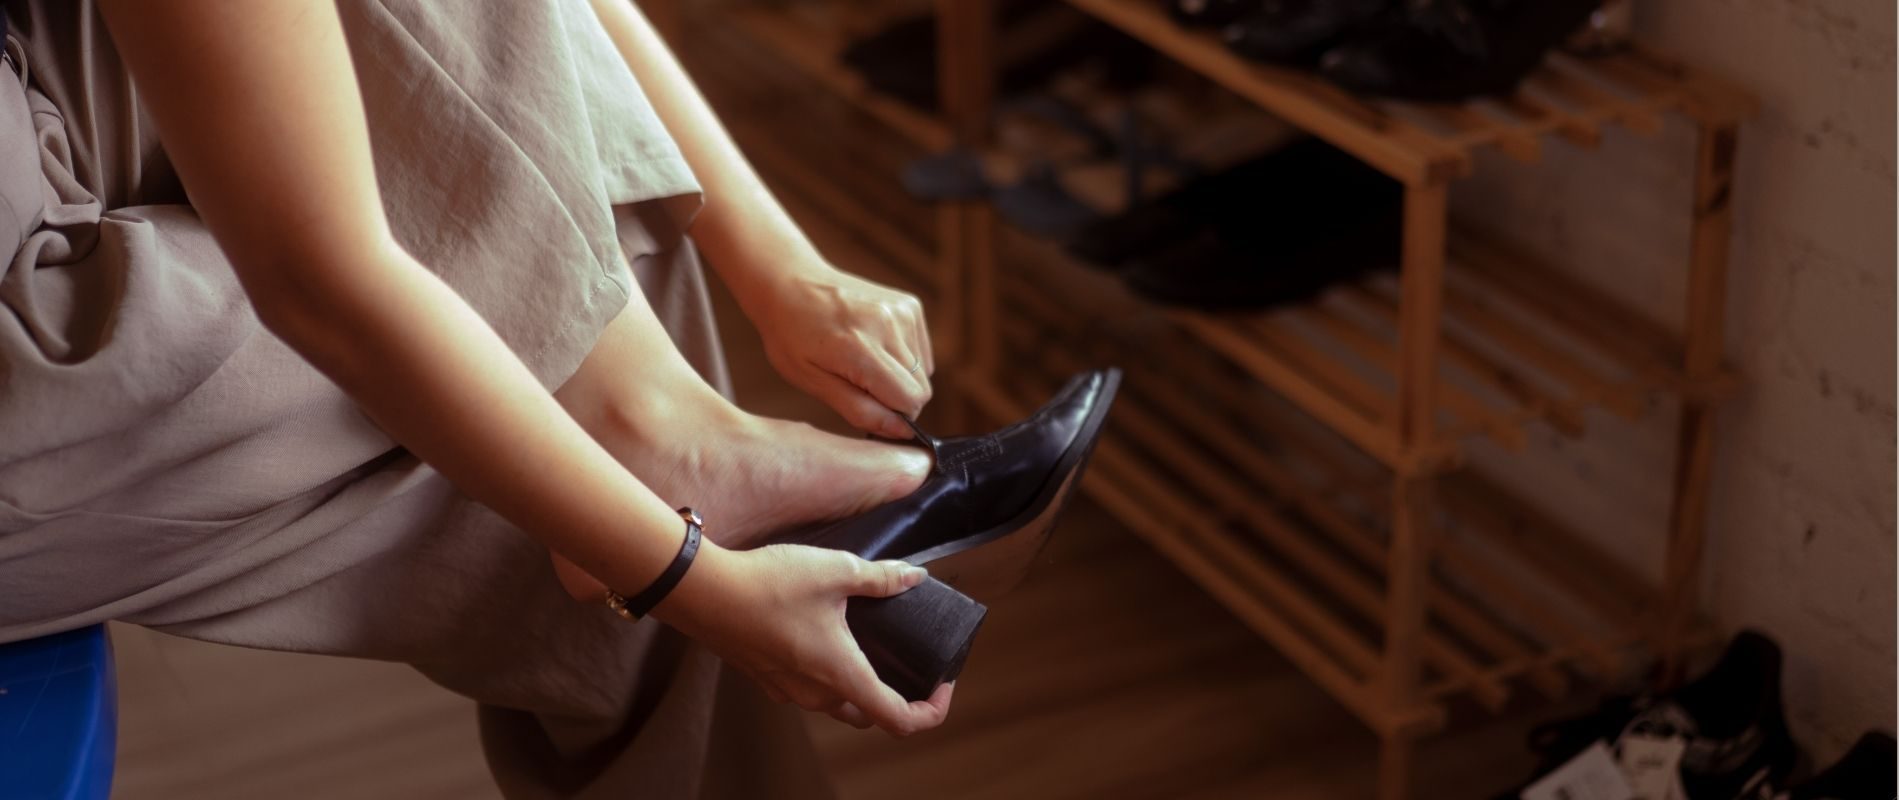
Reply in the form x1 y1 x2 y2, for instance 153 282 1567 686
908 358 923 374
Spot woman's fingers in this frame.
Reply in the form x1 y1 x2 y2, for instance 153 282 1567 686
839 654 951 737
913 311 935 377
801 367 913 440
850 346 931 420
828 701 874 729
841 557 928 598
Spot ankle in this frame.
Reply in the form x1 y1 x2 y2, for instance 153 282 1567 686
600 384 754 458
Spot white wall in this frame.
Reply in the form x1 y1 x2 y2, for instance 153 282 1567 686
1459 0 1894 761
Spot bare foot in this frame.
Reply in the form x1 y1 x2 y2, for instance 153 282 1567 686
593 395 931 546
551 377 931 599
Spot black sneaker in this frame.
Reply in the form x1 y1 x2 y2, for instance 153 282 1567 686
1750 732 1896 800
1223 0 1394 66
1318 0 1603 101
1167 0 1265 28
1497 631 1801 800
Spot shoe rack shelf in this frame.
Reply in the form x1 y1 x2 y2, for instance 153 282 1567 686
687 2 1752 798
1062 0 1755 182
972 233 1699 731
723 3 955 153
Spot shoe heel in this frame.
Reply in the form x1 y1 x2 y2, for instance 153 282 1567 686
845 576 987 702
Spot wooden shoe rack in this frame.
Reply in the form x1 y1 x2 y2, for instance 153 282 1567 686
681 1 1756 797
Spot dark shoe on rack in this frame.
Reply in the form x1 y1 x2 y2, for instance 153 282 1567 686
1318 0 1603 101
1223 0 1393 66
993 164 1106 239
1771 731 1895 800
1119 214 1393 310
841 5 1153 112
1497 630 1800 800
1168 0 1264 28
1066 137 1398 270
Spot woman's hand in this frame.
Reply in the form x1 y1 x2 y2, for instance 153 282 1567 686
654 542 955 735
584 0 933 440
748 264 934 440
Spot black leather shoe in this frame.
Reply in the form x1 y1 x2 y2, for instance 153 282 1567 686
1223 0 1394 66
777 368 1122 599
1776 731 1895 800
1168 0 1264 28
770 369 1122 701
1494 630 1799 800
1319 0 1602 101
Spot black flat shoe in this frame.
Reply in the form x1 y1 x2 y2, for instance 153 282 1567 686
1319 0 1602 101
769 369 1122 701
1168 0 1265 28
1778 731 1895 800
1223 0 1394 66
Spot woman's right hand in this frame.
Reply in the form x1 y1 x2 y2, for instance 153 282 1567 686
653 542 956 736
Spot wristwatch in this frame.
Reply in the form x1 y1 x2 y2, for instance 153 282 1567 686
604 506 703 622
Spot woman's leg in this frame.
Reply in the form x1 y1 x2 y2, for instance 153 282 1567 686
146 240 841 800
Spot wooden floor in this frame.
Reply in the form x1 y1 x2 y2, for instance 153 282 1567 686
108 10 1571 798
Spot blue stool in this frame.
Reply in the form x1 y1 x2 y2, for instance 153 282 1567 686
0 625 116 800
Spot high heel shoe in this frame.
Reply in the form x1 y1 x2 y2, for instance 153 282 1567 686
772 368 1123 700
778 368 1122 598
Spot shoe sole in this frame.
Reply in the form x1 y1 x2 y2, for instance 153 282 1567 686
904 368 1123 602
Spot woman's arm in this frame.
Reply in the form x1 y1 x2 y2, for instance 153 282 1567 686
101 0 686 607
588 0 936 439
99 0 947 735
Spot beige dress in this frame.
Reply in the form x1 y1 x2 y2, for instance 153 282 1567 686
0 1 830 797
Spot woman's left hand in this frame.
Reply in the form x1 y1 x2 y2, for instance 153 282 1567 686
748 264 933 439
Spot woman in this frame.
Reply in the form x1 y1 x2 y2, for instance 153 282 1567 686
0 0 952 795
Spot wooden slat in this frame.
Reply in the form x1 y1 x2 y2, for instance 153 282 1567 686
999 287 1560 696
727 6 954 151
1249 316 1399 424
1000 358 1388 679
1005 317 1514 711
1485 94 1602 149
1431 281 1647 420
1425 632 1639 701
1450 232 1688 389
1291 306 1528 450
1404 102 1541 163
963 379 1451 738
1440 474 1658 627
1117 361 1573 699
1627 46 1759 123
1060 0 1462 183
1532 58 1666 135
1174 313 1404 466
1434 536 1621 682
1335 287 1589 437
999 290 1598 704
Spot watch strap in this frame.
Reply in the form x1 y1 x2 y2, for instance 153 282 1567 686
605 507 703 622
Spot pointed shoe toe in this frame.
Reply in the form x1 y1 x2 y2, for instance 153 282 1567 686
774 368 1122 600
767 368 1120 702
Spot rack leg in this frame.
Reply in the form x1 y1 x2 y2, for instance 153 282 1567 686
1374 179 1449 800
1376 732 1417 800
1394 181 1450 450
1381 475 1437 715
934 205 971 430
934 0 997 427
1658 123 1739 683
